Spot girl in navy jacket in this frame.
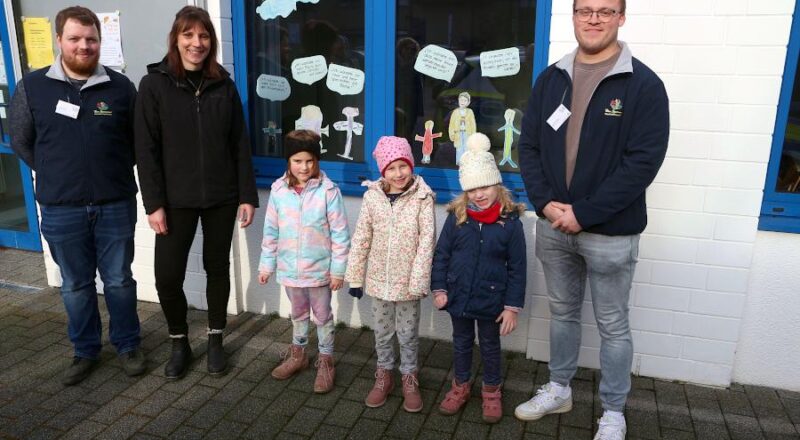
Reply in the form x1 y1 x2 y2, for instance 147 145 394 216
431 133 527 423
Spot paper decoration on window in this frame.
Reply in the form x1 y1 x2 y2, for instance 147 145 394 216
256 74 291 101
256 0 321 20
291 55 328 85
295 105 329 154
333 107 363 160
96 12 124 68
415 120 442 165
448 92 476 165
480 47 521 78
326 64 364 95
21 17 54 69
262 121 282 154
414 44 457 82
497 109 521 168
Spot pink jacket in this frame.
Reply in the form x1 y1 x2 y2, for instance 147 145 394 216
345 176 436 301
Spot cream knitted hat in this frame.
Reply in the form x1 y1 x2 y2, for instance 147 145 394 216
458 133 502 191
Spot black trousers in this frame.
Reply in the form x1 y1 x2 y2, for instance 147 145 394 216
154 204 238 335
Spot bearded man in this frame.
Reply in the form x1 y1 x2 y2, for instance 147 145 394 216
9 6 143 385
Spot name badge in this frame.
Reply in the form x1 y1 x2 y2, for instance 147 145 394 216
546 104 571 131
55 100 80 119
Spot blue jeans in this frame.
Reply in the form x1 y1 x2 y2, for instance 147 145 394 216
451 316 502 386
535 218 639 412
40 197 140 359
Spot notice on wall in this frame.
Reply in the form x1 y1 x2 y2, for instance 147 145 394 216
21 17 54 69
0 46 7 85
256 74 292 101
256 0 321 20
480 47 520 78
414 44 457 82
326 63 364 95
291 55 327 85
96 12 125 68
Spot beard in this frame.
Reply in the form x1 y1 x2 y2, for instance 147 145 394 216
61 51 99 77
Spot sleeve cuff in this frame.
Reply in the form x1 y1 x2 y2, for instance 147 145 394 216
504 306 522 313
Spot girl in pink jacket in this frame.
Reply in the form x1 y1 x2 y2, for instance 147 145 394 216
258 130 350 394
345 136 436 413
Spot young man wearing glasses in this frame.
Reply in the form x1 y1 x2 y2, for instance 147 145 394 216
515 1 669 439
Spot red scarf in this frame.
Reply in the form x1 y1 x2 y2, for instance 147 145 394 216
466 202 501 224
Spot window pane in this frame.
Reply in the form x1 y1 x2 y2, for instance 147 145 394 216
0 154 29 232
395 0 536 172
777 65 800 193
245 1 366 163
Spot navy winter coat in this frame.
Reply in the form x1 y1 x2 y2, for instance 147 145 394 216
431 211 527 321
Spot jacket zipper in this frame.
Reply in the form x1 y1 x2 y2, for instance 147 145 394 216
384 196 395 297
461 221 483 317
195 91 206 206
76 88 93 204
296 182 309 279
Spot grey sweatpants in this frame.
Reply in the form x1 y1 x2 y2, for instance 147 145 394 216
372 298 421 374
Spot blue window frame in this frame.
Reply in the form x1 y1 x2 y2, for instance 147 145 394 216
232 0 551 203
760 0 800 233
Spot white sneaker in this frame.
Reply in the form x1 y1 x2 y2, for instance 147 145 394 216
593 412 627 440
514 383 573 421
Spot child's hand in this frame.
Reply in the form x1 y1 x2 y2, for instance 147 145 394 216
496 310 518 336
330 277 344 291
433 293 448 309
258 272 271 285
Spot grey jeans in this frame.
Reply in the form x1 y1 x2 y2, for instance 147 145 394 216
372 298 421 374
535 218 639 412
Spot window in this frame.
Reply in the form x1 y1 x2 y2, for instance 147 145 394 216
760 0 800 233
233 1 550 200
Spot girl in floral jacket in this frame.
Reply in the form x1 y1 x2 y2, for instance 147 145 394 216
345 136 436 413
258 130 350 394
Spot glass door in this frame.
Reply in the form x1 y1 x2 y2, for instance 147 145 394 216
0 3 41 251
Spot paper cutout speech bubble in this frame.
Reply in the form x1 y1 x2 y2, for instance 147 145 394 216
256 0 320 20
414 44 457 82
326 63 364 95
480 47 521 78
291 55 328 85
256 74 291 101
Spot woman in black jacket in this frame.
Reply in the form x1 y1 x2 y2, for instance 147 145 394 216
135 6 259 380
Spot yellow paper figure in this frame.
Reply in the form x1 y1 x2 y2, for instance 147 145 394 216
448 92 476 165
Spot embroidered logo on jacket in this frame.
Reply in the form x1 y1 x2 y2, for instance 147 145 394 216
604 98 623 117
94 101 112 116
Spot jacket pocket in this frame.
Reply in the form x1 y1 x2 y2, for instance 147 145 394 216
477 280 507 313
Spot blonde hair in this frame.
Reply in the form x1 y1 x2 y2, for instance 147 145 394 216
447 185 526 225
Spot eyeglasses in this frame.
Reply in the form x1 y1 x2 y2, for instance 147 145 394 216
573 8 620 23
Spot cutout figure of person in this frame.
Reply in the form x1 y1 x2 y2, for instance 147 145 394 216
448 92 476 165
497 109 521 168
415 120 442 164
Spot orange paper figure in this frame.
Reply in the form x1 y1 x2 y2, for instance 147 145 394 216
415 120 442 164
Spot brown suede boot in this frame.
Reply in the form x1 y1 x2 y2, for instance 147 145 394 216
401 371 423 413
481 383 503 423
271 344 308 380
439 379 471 415
314 354 335 394
365 368 394 408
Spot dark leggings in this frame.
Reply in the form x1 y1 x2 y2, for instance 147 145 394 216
154 204 238 335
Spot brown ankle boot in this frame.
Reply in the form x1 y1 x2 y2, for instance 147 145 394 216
314 354 335 394
271 344 308 380
365 368 394 408
439 379 471 415
401 371 423 413
481 383 503 423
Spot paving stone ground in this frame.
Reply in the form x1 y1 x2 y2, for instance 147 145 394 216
1 248 799 439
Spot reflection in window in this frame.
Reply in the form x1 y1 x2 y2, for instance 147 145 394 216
395 0 536 172
245 1 366 163
778 63 800 192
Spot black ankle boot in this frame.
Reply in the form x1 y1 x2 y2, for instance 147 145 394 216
165 337 192 380
207 332 227 376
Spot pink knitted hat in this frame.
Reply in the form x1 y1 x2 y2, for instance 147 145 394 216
373 136 414 176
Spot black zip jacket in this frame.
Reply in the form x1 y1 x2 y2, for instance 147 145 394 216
135 59 258 214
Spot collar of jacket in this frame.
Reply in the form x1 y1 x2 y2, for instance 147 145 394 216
555 40 633 82
146 57 229 91
363 175 434 201
45 54 110 90
272 170 335 192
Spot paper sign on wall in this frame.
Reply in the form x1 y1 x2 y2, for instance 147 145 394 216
291 55 328 85
256 74 292 101
480 47 520 78
326 64 364 95
96 12 125 68
21 17 54 69
414 44 457 82
256 0 321 20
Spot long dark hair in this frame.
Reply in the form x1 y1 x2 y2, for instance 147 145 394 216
166 6 224 80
